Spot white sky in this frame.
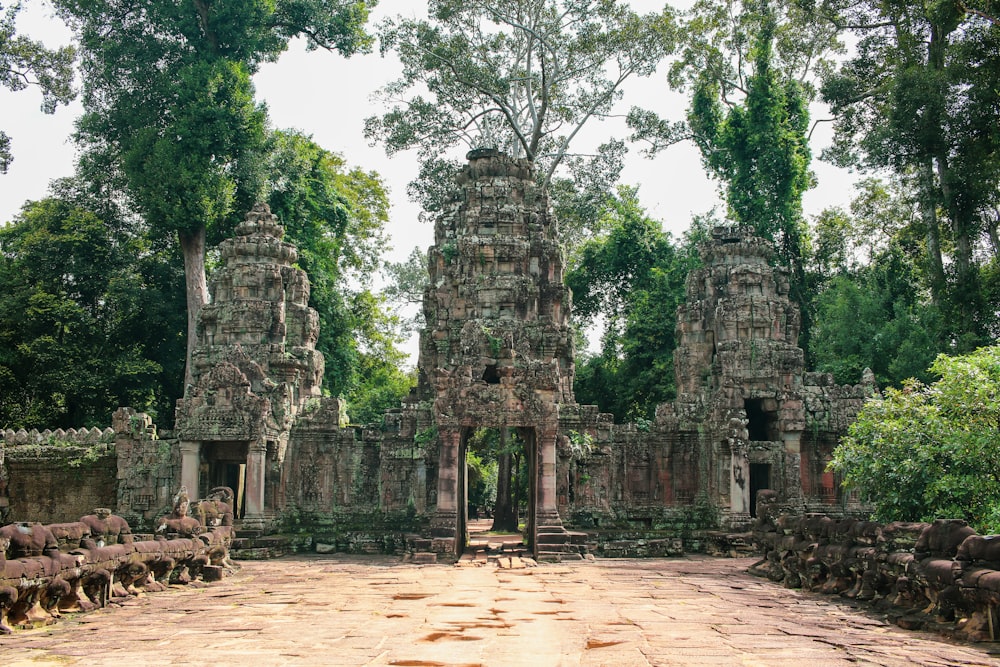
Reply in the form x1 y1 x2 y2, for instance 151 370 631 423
0 0 857 267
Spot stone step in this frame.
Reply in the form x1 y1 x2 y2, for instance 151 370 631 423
409 538 433 551
411 552 437 564
537 551 584 562
534 543 585 554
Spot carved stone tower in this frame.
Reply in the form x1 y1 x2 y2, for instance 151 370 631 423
174 203 324 530
420 149 576 556
671 226 806 526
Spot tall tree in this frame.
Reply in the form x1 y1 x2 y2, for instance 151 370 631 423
0 194 184 428
819 0 1000 345
365 0 676 213
0 1 76 173
629 0 834 355
56 0 375 387
807 177 944 387
566 187 701 420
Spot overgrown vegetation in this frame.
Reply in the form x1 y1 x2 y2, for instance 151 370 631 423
830 347 1000 533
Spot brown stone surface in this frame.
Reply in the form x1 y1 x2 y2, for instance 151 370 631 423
3 555 998 666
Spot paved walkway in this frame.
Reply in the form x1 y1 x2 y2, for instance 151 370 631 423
4 555 999 666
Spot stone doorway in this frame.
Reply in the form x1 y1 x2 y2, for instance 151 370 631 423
202 441 248 520
457 426 538 556
749 463 771 518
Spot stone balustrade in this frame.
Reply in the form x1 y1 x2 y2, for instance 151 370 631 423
750 504 1000 641
1 503 233 633
1 427 115 446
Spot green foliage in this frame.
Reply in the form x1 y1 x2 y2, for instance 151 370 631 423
819 0 1000 342
565 430 595 459
414 426 439 446
810 254 941 387
0 195 184 428
261 129 404 407
807 177 946 387
366 0 675 210
0 3 76 172
830 346 1000 533
57 0 375 385
566 187 700 420
686 10 814 351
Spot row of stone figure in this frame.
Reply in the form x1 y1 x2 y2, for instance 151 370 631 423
0 489 236 633
750 496 1000 642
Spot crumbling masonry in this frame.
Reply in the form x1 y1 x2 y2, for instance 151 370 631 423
1 151 875 559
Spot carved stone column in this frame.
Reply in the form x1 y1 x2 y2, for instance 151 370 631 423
179 441 201 500
244 440 268 528
430 427 462 554
534 425 563 529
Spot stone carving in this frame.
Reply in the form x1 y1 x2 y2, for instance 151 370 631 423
0 507 231 633
417 149 580 558
751 513 1000 641
80 508 133 546
174 203 327 529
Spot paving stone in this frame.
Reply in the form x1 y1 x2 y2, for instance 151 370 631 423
1 554 998 666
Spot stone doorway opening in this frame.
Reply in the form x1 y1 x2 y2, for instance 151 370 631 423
749 463 771 518
203 441 248 519
458 426 538 556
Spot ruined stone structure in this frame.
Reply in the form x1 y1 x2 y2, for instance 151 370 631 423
173 203 325 530
751 509 1000 642
419 149 578 555
1 154 876 560
556 228 874 542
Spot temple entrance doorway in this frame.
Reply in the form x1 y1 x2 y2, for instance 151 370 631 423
203 441 248 519
458 426 538 556
749 463 771 518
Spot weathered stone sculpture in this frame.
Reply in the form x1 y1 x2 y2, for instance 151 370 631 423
0 506 231 633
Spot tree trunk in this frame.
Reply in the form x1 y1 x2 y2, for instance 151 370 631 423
491 428 518 532
918 161 947 308
179 227 209 391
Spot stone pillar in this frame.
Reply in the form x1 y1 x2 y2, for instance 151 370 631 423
179 441 201 500
244 440 268 528
782 432 803 506
430 427 462 554
534 426 563 529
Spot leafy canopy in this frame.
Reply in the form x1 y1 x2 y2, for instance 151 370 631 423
0 2 76 172
830 346 1000 533
366 0 676 212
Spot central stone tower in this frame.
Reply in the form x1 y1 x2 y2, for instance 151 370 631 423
419 149 576 556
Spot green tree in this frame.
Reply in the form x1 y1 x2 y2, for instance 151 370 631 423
365 0 676 213
807 177 944 387
262 130 398 400
630 1 823 354
819 0 1000 344
56 0 375 387
0 1 76 172
566 187 700 420
830 346 1000 533
0 195 184 428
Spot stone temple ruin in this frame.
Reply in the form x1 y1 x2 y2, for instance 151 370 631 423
0 151 877 561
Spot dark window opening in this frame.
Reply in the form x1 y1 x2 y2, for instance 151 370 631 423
745 398 775 441
482 364 500 384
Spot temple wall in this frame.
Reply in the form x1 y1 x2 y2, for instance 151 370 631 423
0 429 117 524
113 409 180 531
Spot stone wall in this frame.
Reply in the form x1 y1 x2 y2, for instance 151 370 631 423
113 409 180 532
0 428 117 524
